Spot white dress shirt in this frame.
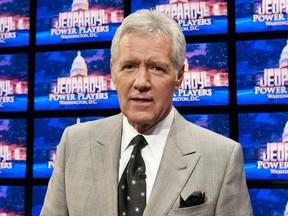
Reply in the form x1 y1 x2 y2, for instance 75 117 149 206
118 108 174 203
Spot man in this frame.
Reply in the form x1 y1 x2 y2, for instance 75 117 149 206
41 9 253 215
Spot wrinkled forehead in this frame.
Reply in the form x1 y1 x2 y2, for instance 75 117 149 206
116 31 173 60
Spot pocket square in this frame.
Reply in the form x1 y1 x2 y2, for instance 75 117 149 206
179 191 205 208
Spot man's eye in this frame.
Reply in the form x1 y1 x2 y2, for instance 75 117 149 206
150 66 165 73
123 65 135 70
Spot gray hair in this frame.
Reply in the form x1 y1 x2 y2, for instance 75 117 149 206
110 9 186 76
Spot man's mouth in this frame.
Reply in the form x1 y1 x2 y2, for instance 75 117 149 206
131 97 153 105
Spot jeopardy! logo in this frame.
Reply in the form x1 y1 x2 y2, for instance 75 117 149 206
253 0 288 26
254 68 288 99
49 51 114 106
0 79 28 107
258 142 288 174
50 0 123 39
0 80 14 106
50 76 110 105
155 0 227 31
254 39 288 99
174 71 212 102
0 146 13 173
174 58 228 102
0 15 29 43
0 17 16 43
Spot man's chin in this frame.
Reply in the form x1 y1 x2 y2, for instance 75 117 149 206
129 117 153 125
126 115 156 131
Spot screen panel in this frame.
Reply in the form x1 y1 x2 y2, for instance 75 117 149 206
0 53 28 112
0 185 25 215
239 112 288 180
0 118 27 178
235 0 288 33
131 0 228 36
32 186 47 216
237 38 288 105
173 42 229 106
34 49 119 110
249 188 288 216
0 0 30 47
36 0 124 45
183 113 230 137
33 116 104 178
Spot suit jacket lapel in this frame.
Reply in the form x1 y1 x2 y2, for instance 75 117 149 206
144 110 201 216
90 114 123 216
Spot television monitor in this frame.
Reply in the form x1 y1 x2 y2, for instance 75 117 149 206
249 188 288 216
0 185 25 215
235 0 288 33
34 49 119 110
183 113 230 137
131 0 228 35
36 0 124 45
0 0 30 47
0 118 27 178
237 38 288 105
173 42 229 106
239 112 288 180
0 53 28 112
33 116 104 178
32 186 47 216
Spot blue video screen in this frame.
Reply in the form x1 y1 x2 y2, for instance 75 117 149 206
249 188 288 216
236 0 288 33
0 53 28 111
33 116 104 178
237 38 288 105
32 186 47 216
0 185 25 215
183 113 230 138
173 42 229 106
34 49 119 110
0 0 30 47
0 118 27 178
239 112 288 180
36 0 124 45
131 0 228 35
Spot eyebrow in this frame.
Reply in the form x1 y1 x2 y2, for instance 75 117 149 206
119 56 171 69
121 59 138 64
146 58 170 69
118 58 140 66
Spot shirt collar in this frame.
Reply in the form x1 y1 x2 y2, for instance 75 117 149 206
121 108 174 155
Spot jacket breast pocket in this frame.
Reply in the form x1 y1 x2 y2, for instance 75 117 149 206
168 202 211 216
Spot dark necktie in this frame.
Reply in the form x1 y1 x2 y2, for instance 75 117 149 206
118 134 148 216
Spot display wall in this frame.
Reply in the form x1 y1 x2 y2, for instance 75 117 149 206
0 0 287 215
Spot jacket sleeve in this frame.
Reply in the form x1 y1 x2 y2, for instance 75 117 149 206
40 127 70 216
215 143 253 216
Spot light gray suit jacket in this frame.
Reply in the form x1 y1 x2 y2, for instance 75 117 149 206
40 109 253 216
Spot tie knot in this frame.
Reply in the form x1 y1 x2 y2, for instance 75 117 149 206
129 134 148 150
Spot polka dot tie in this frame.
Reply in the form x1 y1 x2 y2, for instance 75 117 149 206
118 134 148 216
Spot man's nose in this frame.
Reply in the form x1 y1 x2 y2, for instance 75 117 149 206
133 66 151 91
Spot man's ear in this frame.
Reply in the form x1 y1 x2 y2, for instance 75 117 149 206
110 60 117 89
174 65 184 90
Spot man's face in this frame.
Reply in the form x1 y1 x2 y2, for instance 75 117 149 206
111 32 183 133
